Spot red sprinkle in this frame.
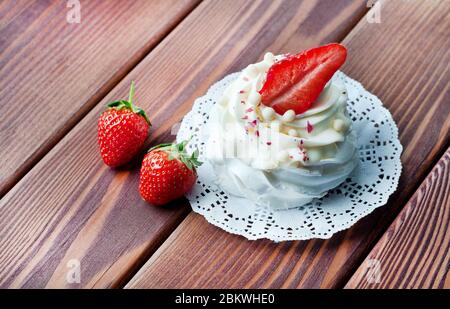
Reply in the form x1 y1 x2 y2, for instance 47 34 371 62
251 119 258 126
266 142 272 146
245 107 254 113
239 90 245 94
241 115 249 120
255 130 260 137
307 121 314 133
241 100 245 104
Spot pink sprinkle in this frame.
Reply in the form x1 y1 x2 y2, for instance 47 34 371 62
245 107 254 113
266 142 272 146
239 90 245 94
255 130 260 137
307 121 314 133
289 155 293 159
241 115 249 120
243 77 249 81
251 119 258 126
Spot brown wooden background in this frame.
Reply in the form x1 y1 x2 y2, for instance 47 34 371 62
0 0 448 289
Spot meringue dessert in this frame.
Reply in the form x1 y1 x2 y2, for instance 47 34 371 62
205 44 358 209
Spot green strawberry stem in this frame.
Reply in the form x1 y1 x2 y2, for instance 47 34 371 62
106 81 151 126
128 80 135 106
149 140 202 171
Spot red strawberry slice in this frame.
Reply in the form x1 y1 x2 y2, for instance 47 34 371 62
259 43 347 115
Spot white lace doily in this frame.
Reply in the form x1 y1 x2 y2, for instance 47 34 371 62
177 71 402 241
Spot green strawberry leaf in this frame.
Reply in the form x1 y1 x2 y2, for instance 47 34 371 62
134 107 151 125
107 100 130 109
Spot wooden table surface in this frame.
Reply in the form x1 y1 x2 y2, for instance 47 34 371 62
0 0 448 289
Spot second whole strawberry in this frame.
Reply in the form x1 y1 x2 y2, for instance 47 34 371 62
139 141 201 206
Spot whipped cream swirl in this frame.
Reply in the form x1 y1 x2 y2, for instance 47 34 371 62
205 53 358 209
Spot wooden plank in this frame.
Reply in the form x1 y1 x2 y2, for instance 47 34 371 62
0 0 368 288
0 0 199 196
345 148 449 289
126 0 450 288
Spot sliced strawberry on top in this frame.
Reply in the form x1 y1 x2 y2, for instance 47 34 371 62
259 43 347 115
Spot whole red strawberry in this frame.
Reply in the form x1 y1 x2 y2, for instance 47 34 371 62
98 81 151 167
139 141 201 206
260 43 347 115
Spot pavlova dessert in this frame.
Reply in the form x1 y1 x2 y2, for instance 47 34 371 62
205 44 358 209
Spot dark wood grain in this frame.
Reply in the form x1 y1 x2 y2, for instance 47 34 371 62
346 148 450 288
0 0 199 196
126 0 450 288
0 0 368 288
